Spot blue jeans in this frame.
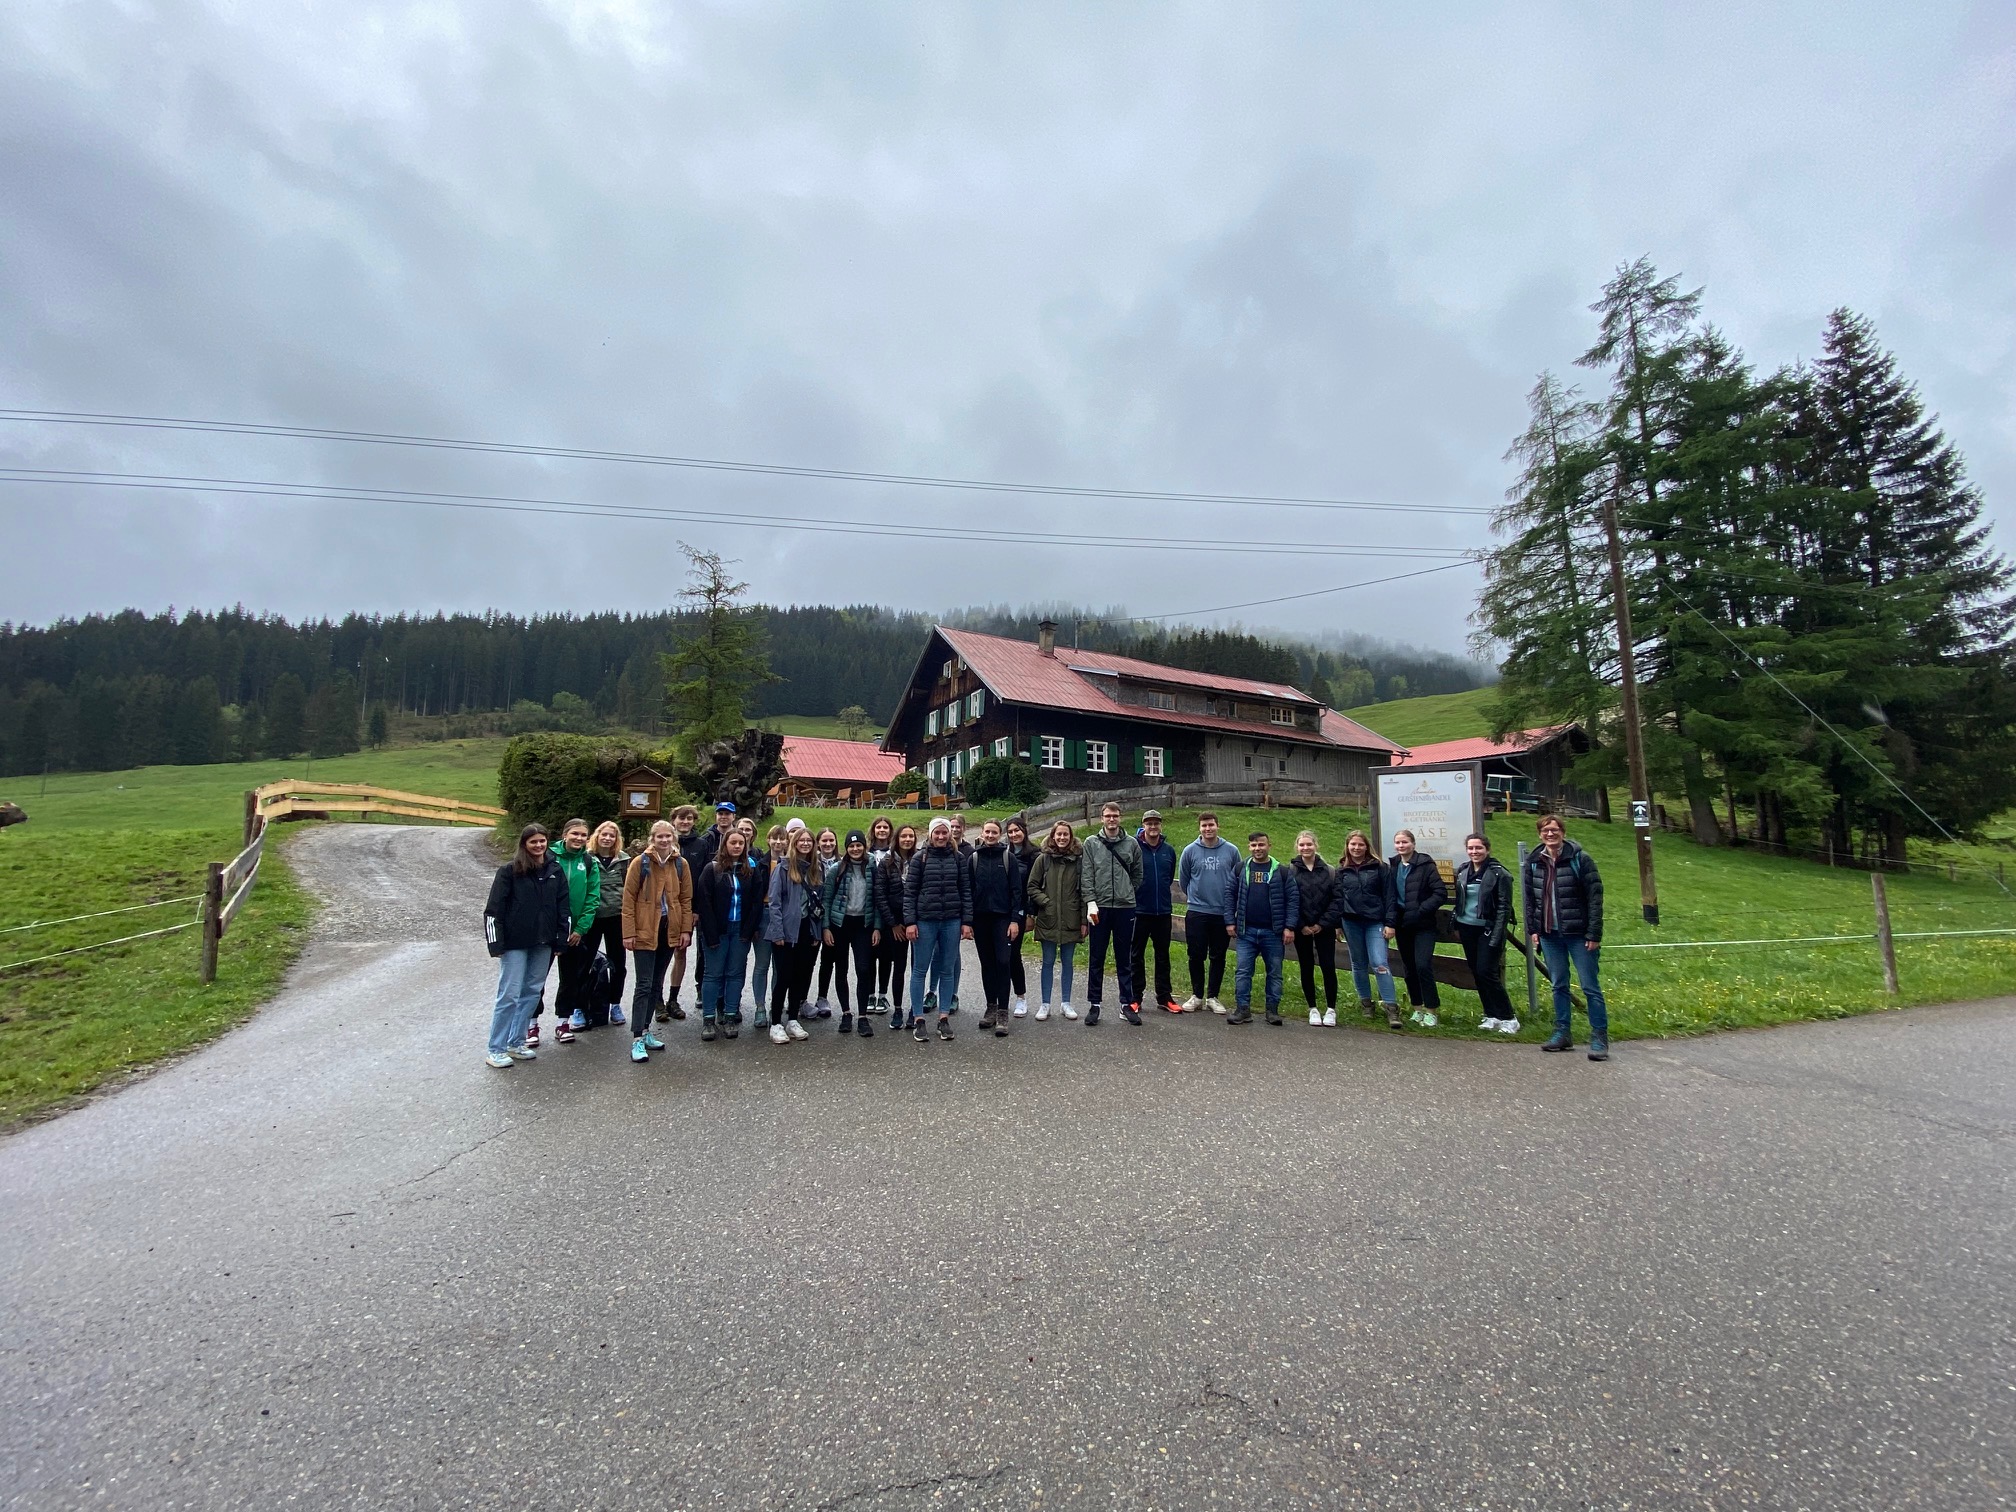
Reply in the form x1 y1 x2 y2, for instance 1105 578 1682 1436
911 917 963 1016
1085 905 1135 1006
702 933 751 1022
1338 918 1397 1005
1234 927 1286 1012
490 946 552 1055
1039 939 1077 1002
1537 933 1609 1039
750 937 773 1007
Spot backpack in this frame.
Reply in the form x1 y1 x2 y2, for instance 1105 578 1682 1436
581 951 613 1029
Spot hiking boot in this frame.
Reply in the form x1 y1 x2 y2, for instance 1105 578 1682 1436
1383 1001 1403 1029
1227 1005 1253 1025
1541 1030 1574 1052
993 1007 1009 1037
979 1004 998 1032
700 1019 717 1042
1359 997 1377 1021
1587 1036 1610 1062
1265 1008 1283 1026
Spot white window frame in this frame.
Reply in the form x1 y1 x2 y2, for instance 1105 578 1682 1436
942 659 957 682
993 736 1010 759
926 709 940 736
1270 705 1296 726
966 690 985 720
1040 735 1066 770
968 744 983 771
945 701 960 731
1142 745 1165 778
1086 740 1109 774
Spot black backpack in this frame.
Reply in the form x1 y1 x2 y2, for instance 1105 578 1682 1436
581 951 613 1029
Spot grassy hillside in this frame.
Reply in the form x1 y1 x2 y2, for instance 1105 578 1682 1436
1348 687 1496 747
759 715 887 741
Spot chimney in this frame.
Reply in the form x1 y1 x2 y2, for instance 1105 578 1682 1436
1037 618 1057 658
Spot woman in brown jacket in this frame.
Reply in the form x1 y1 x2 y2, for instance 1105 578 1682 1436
623 819 695 1062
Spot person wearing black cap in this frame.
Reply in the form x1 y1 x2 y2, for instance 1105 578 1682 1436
820 828 880 1036
1130 809 1178 1014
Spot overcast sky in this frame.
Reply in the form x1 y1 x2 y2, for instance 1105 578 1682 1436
3 1 2011 658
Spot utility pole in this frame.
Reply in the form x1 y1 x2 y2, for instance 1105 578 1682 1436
1601 475 1660 926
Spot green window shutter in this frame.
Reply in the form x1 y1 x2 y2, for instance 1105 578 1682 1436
1132 745 1144 775
1068 739 1083 770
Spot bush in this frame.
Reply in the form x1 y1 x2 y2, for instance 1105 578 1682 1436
887 769 928 798
963 756 1046 807
498 732 668 832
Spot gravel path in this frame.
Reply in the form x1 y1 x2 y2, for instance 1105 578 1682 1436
2 824 2012 1510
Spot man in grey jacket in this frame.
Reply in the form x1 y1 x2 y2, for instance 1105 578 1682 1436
1081 801 1146 1026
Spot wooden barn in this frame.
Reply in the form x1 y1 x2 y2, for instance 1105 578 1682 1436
773 735 910 808
1392 725 1602 817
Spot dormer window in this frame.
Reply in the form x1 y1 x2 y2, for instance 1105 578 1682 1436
1270 705 1296 726
1144 690 1177 711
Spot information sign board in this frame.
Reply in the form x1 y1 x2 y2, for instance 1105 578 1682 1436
1371 761 1484 881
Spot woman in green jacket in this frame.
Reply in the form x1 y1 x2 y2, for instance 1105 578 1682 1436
1024 821 1088 1021
547 817 600 1044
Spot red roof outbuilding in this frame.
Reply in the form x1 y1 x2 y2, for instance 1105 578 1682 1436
781 736 909 788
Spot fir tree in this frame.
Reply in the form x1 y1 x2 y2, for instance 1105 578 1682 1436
661 547 779 758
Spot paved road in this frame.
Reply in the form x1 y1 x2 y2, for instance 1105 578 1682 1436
4 825 2012 1510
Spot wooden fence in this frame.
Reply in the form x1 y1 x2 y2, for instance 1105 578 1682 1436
200 782 506 982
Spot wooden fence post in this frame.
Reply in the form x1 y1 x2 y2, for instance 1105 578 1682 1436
1871 872 1899 995
201 861 224 984
1518 841 1538 1023
242 789 259 848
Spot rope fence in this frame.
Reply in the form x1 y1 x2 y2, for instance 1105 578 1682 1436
0 895 204 936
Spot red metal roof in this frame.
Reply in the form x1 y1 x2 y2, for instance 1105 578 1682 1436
781 736 909 786
929 626 1397 754
1390 726 1575 765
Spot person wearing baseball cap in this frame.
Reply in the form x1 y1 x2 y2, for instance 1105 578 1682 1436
1131 809 1178 1015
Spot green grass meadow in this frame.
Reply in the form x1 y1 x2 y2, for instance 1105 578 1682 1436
1347 687 1496 746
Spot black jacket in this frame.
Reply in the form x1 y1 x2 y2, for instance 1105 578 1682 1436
1522 839 1603 941
483 860 573 957
1288 856 1336 932
1389 851 1449 929
904 843 974 926
875 848 916 933
1009 839 1042 911
1326 857 1396 928
694 858 766 947
969 842 1026 921
1452 856 1516 950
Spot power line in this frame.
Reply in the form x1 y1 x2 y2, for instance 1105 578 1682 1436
0 469 1474 562
0 407 1495 518
1129 561 1474 621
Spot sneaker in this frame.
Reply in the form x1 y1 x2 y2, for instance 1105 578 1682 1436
1499 1017 1521 1036
923 991 938 1014
1308 1009 1323 1027
1122 1004 1142 1026
1587 1037 1610 1062
630 1038 649 1062
725 1015 741 1038
1480 1017 1502 1033
839 1013 854 1035
1012 998 1028 1018
1541 1031 1573 1053
913 1017 930 1043
1207 997 1227 1016
947 996 960 1017
1157 999 1180 1014
485 1051 514 1068
701 1019 717 1042
936 1016 954 1041
568 1010 587 1030
786 1019 809 1042
643 1032 665 1051
1408 1009 1427 1027
667 1000 688 1022
1322 1006 1336 1027
1061 1002 1078 1021
608 1005 626 1026
1035 1002 1051 1021
1085 1004 1101 1027
813 999 833 1020
1419 1011 1438 1028
554 1021 576 1043
1180 994 1201 1013
769 1023 790 1045
858 1015 874 1038
506 1044 536 1060
891 1011 909 1032
525 1020 541 1048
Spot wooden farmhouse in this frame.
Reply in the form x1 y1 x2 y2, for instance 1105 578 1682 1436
1391 725 1601 817
882 622 1400 801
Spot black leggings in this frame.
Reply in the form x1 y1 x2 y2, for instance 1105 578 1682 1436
877 934 910 1009
769 922 819 1022
1457 924 1515 1020
817 933 843 1000
582 914 626 1006
974 912 1015 1009
1008 930 1027 996
1292 926 1338 1008
1395 924 1441 1008
828 916 874 1012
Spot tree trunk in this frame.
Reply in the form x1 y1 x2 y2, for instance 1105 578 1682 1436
1680 747 1721 846
1882 810 1911 872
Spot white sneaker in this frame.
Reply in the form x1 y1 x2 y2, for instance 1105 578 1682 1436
485 1051 514 1068
1420 1010 1438 1028
1181 994 1202 1012
1012 997 1027 1018
1322 1006 1337 1027
1480 1017 1502 1033
1498 1017 1521 1035
768 1023 789 1044
1035 1001 1051 1021
506 1045 536 1060
1307 1009 1323 1027
1207 997 1227 1016
1061 1002 1079 1021
1407 1010 1426 1026
786 1019 809 1042
813 998 831 1015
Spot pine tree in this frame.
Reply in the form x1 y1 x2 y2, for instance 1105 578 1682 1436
661 547 779 759
265 674 308 758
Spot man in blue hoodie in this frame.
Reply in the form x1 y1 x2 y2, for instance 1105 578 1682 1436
1130 809 1179 1013
1177 813 1241 1013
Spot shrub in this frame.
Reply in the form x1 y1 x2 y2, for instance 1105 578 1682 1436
499 732 667 831
963 756 1046 807
887 769 928 798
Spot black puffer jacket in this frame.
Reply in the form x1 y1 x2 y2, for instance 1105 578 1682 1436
1522 839 1603 941
1009 838 1042 911
694 858 766 947
1288 856 1336 932
875 847 917 933
904 842 974 926
1326 857 1396 928
483 860 573 957
1452 856 1516 950
969 842 1025 921
1389 851 1449 928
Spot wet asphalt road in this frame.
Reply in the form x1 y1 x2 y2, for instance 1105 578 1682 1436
2 824 2012 1511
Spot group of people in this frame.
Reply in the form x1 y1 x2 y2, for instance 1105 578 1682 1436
482 801 1613 1067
